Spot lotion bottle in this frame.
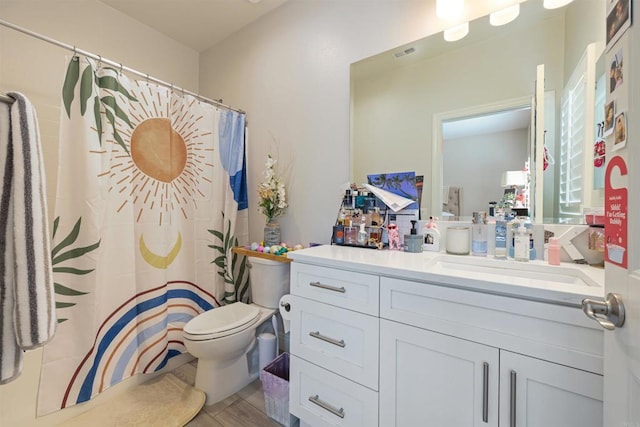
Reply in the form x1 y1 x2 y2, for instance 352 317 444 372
422 216 441 252
547 237 561 265
514 220 530 262
357 221 368 245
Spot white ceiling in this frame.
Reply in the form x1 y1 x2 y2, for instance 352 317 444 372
442 107 531 140
99 0 288 52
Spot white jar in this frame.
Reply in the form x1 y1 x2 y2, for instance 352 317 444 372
446 226 470 255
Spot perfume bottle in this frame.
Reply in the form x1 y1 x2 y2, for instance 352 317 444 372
472 211 488 256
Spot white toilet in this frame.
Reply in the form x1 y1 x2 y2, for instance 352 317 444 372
182 256 290 404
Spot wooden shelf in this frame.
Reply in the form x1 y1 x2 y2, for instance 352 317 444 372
232 246 293 263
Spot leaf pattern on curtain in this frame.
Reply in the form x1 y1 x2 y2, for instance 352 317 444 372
51 217 98 323
208 212 250 304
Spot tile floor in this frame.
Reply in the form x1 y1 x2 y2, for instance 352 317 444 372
172 360 283 426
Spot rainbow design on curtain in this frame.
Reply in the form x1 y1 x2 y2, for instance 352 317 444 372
37 57 249 415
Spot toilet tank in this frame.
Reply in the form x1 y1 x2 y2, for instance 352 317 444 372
248 257 290 309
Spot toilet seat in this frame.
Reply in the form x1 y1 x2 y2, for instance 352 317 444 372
183 302 261 341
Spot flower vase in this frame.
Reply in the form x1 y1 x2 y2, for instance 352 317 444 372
264 221 281 247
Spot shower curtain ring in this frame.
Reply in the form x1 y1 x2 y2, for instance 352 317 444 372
72 46 77 59
119 63 123 75
97 54 102 67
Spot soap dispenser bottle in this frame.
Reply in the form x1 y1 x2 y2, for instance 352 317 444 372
422 216 441 252
404 220 423 253
514 220 530 262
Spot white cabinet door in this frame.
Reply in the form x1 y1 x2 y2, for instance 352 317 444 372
499 350 603 427
380 320 499 427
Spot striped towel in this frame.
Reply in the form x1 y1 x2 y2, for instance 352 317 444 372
0 92 56 384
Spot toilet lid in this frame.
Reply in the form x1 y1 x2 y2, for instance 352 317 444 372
183 302 260 336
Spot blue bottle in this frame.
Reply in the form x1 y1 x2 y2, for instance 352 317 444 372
495 218 507 259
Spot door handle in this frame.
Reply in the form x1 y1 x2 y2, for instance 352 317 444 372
582 293 625 330
510 370 516 427
482 362 489 423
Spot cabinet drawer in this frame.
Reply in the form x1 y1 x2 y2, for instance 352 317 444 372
291 262 379 316
380 277 603 374
290 296 379 390
290 355 378 427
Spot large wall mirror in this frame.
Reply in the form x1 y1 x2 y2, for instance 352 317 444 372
350 0 605 224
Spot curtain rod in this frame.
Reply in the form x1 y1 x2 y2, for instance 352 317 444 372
0 94 14 104
0 18 245 114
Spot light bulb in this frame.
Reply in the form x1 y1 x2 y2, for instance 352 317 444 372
436 0 464 21
543 0 574 9
490 4 520 26
443 22 469 42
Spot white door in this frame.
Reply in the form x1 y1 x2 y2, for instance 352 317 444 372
581 26 640 426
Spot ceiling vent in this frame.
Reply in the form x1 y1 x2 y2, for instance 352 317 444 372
393 47 416 59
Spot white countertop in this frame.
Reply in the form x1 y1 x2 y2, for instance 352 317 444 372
287 245 604 307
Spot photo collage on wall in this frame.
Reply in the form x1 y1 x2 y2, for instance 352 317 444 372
605 0 631 152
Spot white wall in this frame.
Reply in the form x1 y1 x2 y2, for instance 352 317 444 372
0 1 198 425
443 128 528 217
198 0 516 247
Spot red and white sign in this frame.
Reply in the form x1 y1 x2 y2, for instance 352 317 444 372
604 155 628 268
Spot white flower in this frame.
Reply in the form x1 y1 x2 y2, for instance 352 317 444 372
258 154 288 221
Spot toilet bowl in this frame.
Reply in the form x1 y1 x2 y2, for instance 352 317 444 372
182 256 290 405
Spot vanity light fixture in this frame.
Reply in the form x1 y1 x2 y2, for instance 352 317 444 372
543 0 574 9
443 22 469 42
436 0 464 21
490 4 520 26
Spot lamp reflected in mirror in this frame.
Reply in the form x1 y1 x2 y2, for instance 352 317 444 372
499 170 529 216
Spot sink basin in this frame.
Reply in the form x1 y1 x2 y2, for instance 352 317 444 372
427 255 601 288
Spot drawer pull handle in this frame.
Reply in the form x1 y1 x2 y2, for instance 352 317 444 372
309 331 346 348
309 394 345 419
309 281 346 293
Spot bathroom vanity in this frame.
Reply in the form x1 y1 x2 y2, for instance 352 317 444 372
286 245 604 427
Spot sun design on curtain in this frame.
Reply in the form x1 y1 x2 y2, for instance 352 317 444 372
37 57 249 416
106 84 213 226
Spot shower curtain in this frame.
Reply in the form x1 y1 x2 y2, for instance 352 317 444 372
37 57 249 415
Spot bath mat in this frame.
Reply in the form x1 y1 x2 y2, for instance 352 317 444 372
59 373 205 427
